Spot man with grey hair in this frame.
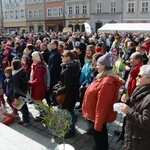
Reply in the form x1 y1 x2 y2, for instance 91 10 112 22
120 65 150 150
116 52 144 141
35 40 42 51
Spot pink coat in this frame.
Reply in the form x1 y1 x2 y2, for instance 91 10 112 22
82 76 123 131
28 63 46 100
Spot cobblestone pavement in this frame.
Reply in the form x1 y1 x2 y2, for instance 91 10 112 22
3 102 124 150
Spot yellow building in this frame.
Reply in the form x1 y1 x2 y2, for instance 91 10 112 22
26 0 45 32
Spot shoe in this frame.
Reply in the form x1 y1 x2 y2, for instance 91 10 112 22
64 131 75 138
34 116 43 122
18 121 29 126
114 130 121 136
86 127 93 135
78 108 82 112
92 145 96 150
75 104 81 109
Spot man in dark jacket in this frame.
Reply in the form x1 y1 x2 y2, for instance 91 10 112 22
40 43 50 65
48 40 62 105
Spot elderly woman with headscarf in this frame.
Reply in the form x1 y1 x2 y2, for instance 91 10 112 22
82 53 124 150
121 65 150 150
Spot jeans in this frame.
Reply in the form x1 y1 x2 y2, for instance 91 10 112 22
69 110 75 133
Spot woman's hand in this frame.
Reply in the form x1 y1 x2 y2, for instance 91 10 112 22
79 85 83 92
53 90 58 95
120 103 130 114
121 93 129 102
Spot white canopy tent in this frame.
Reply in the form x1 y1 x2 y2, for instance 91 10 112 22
98 23 150 32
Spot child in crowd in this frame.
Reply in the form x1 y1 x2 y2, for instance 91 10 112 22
0 79 5 109
4 67 18 117
0 68 6 110
11 59 30 125
111 48 118 65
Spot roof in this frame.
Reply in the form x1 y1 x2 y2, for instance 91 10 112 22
98 23 150 32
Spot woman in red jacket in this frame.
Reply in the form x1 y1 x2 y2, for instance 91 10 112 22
28 51 46 122
82 53 124 150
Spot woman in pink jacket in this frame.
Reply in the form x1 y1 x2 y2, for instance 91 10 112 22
82 53 124 150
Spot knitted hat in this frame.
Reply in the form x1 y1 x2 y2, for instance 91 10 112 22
97 52 112 67
4 46 12 52
112 48 117 53
32 51 41 62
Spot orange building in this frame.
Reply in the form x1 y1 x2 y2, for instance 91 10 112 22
44 0 65 32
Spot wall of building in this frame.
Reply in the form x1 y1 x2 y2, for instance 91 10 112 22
45 0 64 32
26 0 45 32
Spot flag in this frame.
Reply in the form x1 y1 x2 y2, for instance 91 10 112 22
84 22 92 33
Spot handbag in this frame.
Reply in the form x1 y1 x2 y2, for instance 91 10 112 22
55 93 66 104
54 69 80 105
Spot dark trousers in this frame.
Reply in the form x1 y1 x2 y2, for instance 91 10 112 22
21 103 30 123
93 123 108 150
69 110 75 132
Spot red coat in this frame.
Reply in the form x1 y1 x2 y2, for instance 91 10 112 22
143 42 150 55
82 75 123 131
128 61 143 97
28 63 46 100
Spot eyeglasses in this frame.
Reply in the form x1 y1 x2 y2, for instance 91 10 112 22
137 74 142 78
61 55 68 57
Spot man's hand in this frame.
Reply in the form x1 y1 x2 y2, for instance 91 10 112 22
120 103 130 114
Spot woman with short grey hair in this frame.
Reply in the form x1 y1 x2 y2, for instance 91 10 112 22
121 65 150 150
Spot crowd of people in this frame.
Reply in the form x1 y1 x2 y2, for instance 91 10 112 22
0 30 150 150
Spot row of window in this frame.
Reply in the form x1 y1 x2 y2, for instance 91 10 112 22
96 2 150 13
68 5 87 15
4 0 24 5
3 1 150 20
47 8 63 17
96 2 116 13
28 9 43 18
4 9 25 20
128 2 149 13
27 0 42 4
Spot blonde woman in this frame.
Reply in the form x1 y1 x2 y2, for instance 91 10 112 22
79 45 95 86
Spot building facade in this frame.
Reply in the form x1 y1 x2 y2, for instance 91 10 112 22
65 0 90 32
2 0 26 34
123 0 150 23
26 0 45 33
45 0 64 32
1 0 150 33
0 0 3 33
90 0 123 32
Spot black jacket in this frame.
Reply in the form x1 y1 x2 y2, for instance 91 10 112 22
13 68 28 99
57 61 80 111
48 48 62 89
42 49 50 65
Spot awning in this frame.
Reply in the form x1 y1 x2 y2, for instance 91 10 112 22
98 23 150 32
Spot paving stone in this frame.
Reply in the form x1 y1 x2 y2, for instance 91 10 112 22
1 100 123 150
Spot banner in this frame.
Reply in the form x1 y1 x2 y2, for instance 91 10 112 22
63 27 72 33
84 22 92 33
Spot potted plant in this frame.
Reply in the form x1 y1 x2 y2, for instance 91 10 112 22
37 101 75 150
